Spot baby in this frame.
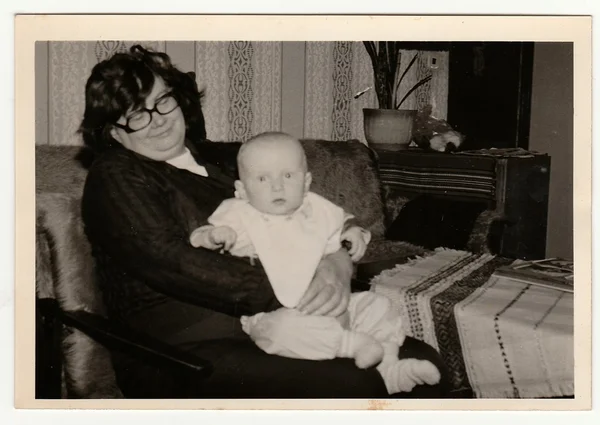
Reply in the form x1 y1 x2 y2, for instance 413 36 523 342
190 132 440 394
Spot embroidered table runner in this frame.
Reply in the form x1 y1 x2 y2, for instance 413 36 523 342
370 249 574 398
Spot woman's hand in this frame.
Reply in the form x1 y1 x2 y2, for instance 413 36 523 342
296 249 353 317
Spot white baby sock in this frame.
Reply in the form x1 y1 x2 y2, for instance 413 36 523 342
337 330 384 369
376 342 441 394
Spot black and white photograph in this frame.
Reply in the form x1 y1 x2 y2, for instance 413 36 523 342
13 15 592 412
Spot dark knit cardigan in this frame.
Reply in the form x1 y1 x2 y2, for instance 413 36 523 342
81 141 282 324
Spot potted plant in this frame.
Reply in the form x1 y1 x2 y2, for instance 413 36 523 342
362 41 434 150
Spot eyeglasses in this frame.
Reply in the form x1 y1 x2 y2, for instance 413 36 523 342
114 93 179 133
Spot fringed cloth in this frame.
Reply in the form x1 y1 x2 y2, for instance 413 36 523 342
370 249 574 399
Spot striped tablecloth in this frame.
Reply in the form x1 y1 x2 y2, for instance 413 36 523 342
370 249 574 398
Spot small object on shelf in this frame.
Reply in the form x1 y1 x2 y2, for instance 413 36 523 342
493 258 574 293
411 105 464 152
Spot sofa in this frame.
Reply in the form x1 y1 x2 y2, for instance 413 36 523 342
35 139 499 399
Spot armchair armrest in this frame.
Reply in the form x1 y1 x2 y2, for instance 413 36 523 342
37 298 213 398
59 308 214 378
465 209 509 254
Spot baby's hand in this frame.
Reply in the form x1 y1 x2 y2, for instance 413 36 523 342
341 226 368 262
190 225 237 251
210 226 237 252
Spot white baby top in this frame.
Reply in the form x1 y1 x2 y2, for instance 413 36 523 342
208 192 370 308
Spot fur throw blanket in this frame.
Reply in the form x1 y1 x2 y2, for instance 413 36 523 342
36 138 123 401
36 192 123 398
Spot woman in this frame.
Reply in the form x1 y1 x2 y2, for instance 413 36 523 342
79 44 449 398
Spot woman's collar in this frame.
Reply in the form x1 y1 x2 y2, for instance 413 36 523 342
115 138 236 184
112 139 200 163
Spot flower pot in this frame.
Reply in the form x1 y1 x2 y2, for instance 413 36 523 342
363 108 417 151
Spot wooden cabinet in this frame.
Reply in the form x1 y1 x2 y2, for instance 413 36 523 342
376 149 551 260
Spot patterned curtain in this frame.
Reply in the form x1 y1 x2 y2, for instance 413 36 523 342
195 41 282 142
45 41 282 145
41 41 443 146
304 42 449 143
47 41 165 145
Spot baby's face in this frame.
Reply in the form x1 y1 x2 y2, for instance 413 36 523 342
237 140 311 215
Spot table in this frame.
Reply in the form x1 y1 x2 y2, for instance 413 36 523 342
370 248 574 398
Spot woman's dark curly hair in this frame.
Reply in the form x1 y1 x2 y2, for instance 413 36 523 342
78 44 206 153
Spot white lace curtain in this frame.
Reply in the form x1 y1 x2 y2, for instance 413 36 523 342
195 41 282 142
37 41 448 146
39 41 283 145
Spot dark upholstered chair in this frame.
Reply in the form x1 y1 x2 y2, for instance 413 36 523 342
35 139 500 398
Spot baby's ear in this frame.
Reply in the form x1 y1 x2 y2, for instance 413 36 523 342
304 172 312 194
234 180 247 199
